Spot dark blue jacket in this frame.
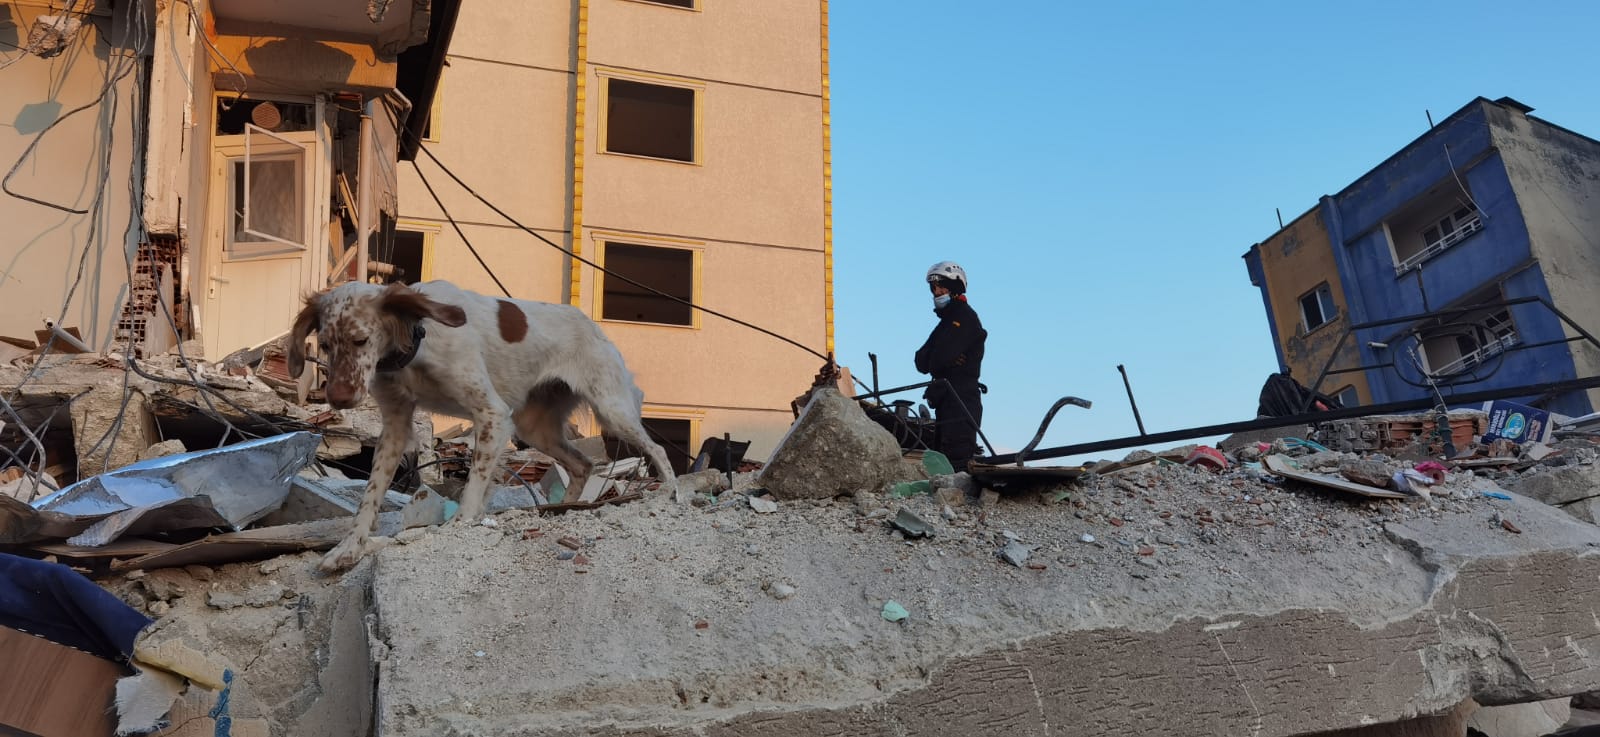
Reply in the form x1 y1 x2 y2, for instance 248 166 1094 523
915 296 986 384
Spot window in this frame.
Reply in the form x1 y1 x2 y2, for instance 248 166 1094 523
634 0 695 7
600 242 697 325
1298 283 1337 333
220 124 314 258
1419 204 1482 255
1335 386 1359 409
389 230 427 284
604 78 697 162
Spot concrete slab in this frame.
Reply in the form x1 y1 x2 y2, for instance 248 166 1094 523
368 479 1600 737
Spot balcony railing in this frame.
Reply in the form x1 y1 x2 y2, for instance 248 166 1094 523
1395 214 1483 275
1432 332 1519 375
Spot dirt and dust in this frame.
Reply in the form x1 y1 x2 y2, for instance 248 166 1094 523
76 437 1600 737
364 455 1550 736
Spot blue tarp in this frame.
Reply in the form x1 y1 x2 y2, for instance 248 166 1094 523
0 552 151 662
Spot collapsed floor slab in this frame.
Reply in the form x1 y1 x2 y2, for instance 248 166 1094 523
365 479 1600 737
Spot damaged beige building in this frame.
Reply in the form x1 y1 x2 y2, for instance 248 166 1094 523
396 0 835 469
1 0 456 369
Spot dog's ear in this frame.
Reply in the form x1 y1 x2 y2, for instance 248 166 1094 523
286 294 322 378
379 283 467 327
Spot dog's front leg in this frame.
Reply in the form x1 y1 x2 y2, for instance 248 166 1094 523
320 392 417 572
454 397 513 524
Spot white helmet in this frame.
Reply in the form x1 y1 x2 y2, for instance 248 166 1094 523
925 261 967 292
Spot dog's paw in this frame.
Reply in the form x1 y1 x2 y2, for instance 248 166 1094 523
319 535 368 572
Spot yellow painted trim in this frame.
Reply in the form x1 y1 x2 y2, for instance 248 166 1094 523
396 218 441 281
569 0 589 309
640 405 704 462
593 66 705 166
422 70 444 143
592 236 704 330
820 0 835 356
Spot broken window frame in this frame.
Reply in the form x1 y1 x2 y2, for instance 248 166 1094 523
237 123 312 252
210 94 327 263
595 237 703 328
1298 282 1338 334
598 69 703 164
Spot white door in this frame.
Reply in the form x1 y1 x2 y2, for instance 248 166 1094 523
202 101 331 357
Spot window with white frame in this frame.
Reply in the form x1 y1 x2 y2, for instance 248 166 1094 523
1298 283 1337 333
228 126 309 253
213 99 320 260
1386 182 1484 275
1420 204 1482 254
1420 304 1520 376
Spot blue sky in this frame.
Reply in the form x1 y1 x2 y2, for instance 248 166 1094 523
826 1 1600 463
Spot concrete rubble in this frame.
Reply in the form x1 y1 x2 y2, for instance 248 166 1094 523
7 350 1600 736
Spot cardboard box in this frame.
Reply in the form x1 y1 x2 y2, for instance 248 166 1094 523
0 625 122 737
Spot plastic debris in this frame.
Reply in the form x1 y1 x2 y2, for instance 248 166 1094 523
881 600 909 622
921 451 955 477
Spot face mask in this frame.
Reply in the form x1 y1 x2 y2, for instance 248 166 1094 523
933 294 952 309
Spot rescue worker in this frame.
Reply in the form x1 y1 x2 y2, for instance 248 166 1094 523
914 261 987 472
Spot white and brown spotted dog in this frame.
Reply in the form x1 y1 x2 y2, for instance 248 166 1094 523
288 280 679 571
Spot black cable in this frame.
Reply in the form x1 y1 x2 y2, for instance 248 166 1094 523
408 158 511 297
406 136 833 365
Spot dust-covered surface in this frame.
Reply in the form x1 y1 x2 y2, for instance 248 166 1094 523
100 552 377 737
367 458 1600 737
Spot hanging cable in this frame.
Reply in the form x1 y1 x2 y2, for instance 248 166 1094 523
408 159 511 297
406 135 834 365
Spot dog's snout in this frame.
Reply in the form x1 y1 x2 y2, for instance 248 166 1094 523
327 382 360 408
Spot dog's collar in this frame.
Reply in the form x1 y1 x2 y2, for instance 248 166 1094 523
376 323 427 373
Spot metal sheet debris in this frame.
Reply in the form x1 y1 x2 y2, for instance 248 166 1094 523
22 433 321 547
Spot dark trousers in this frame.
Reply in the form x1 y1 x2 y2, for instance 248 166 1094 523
928 379 983 472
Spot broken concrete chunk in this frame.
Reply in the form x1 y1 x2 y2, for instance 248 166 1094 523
748 495 779 514
1506 462 1600 507
401 487 447 529
675 468 731 497
891 508 933 539
998 541 1030 567
73 386 159 475
758 388 909 500
25 14 83 57
138 439 188 462
1338 458 1396 488
929 472 976 497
